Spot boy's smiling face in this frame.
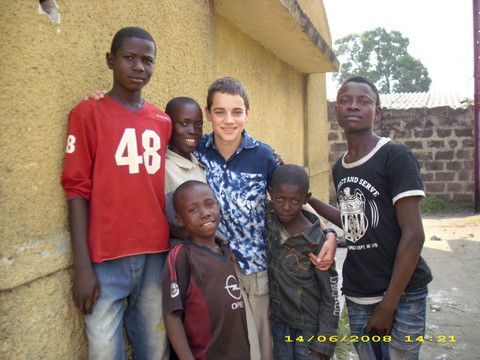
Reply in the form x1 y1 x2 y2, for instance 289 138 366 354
336 81 379 134
175 183 220 241
206 92 249 146
170 103 203 159
107 37 156 93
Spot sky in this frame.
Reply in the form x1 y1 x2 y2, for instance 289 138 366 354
323 0 474 99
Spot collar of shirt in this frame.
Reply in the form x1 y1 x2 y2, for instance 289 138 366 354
166 147 202 170
268 205 321 244
204 130 259 154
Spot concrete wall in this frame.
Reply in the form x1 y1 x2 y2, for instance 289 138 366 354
0 1 334 358
327 103 475 206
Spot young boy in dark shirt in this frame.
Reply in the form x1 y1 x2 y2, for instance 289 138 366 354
266 165 339 359
162 180 250 360
309 76 432 359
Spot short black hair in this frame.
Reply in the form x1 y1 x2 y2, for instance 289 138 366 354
340 76 381 109
165 97 202 120
206 77 249 111
110 27 156 55
271 164 310 194
173 180 211 212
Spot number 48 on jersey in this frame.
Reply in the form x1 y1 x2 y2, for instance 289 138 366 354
65 128 162 175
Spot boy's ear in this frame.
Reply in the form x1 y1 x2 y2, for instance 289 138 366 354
106 52 114 70
304 192 312 204
175 214 184 228
267 186 272 198
374 107 381 122
205 106 212 123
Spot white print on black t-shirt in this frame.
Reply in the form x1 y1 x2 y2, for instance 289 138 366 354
338 186 380 243
331 275 340 316
336 177 380 197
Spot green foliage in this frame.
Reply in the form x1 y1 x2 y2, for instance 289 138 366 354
421 196 450 214
334 27 431 94
461 97 474 107
334 306 356 359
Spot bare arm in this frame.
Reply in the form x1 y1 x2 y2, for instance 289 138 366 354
305 199 339 270
365 196 425 335
307 197 342 228
165 312 195 360
69 198 99 314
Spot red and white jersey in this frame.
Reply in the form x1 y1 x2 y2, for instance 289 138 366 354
61 96 172 263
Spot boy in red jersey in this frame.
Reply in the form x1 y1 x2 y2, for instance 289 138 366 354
163 180 250 360
61 27 171 359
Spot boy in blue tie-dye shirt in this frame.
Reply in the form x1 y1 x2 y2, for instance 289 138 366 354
195 77 337 359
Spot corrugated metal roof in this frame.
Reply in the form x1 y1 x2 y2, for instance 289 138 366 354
328 91 471 109
379 92 468 109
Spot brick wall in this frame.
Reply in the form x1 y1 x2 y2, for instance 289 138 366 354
327 103 475 207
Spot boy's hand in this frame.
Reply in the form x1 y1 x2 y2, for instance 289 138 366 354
309 233 336 270
73 265 99 314
85 90 106 101
272 149 284 166
365 300 395 336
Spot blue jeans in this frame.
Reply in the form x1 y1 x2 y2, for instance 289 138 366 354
346 287 428 360
272 320 320 360
84 253 169 360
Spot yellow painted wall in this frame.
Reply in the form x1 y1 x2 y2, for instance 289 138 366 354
213 13 306 165
0 1 333 358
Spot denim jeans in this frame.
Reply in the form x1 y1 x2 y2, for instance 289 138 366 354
271 320 321 360
84 253 169 360
346 286 428 360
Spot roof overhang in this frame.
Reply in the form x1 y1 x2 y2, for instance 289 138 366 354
213 0 339 73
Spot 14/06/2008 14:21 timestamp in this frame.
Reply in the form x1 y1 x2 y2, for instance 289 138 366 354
284 335 457 343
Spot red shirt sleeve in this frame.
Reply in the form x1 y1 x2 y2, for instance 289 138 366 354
61 102 97 199
162 244 190 315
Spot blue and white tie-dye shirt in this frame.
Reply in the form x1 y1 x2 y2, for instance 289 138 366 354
195 131 278 274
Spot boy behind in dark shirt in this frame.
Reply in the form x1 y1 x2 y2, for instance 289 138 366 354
266 165 339 359
162 180 250 360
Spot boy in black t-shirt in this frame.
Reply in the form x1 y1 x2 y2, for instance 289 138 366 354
162 180 250 360
309 77 432 360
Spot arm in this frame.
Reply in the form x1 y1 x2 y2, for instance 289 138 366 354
307 197 341 228
69 198 99 314
165 312 195 360
365 196 425 335
303 202 337 271
310 258 339 357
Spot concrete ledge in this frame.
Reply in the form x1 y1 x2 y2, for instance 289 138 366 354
213 0 338 73
0 232 71 290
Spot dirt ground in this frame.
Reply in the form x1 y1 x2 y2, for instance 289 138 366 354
334 210 480 360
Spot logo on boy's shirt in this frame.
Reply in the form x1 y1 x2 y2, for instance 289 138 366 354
338 186 380 244
170 282 180 298
339 187 369 242
225 275 241 300
225 275 244 310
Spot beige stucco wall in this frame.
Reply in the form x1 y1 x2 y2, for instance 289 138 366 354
0 1 334 358
213 13 306 165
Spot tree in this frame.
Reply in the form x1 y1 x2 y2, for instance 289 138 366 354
333 27 431 93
